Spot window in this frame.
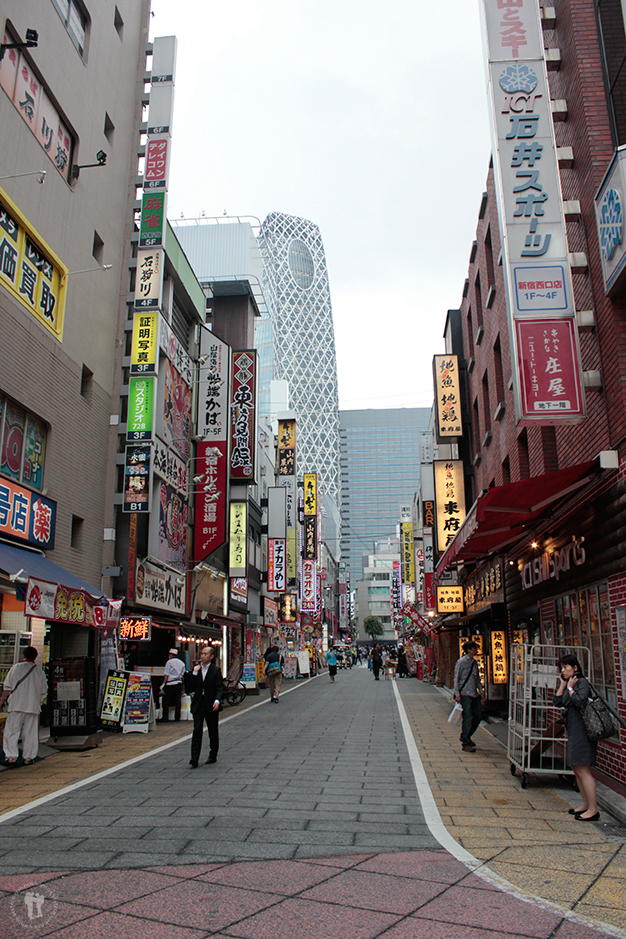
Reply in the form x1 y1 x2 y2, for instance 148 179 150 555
482 372 491 432
517 429 530 479
92 231 104 265
474 273 483 327
554 582 616 706
493 335 505 402
0 395 47 491
596 0 626 146
51 0 89 57
485 228 495 287
104 112 115 144
81 364 93 397
71 514 84 549
114 6 124 39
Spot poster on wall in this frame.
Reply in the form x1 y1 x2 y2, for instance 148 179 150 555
149 480 187 571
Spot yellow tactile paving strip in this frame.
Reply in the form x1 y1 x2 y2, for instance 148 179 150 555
399 680 626 933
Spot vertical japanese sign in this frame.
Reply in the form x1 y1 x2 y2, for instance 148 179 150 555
268 538 286 592
490 629 508 684
391 561 402 627
229 350 257 483
278 417 297 583
480 0 585 422
134 249 163 309
433 355 462 440
434 460 466 554
401 522 415 587
229 501 247 578
303 473 317 516
127 376 155 442
123 443 151 513
139 192 165 248
131 311 159 374
194 331 230 561
415 540 424 603
301 559 318 611
0 189 67 341
303 515 317 561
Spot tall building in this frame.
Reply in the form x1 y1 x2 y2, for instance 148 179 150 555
259 212 340 508
339 409 431 589
354 538 401 642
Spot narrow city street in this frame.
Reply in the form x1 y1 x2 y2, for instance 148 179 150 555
1 669 625 939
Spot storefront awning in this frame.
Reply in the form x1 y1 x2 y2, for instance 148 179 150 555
0 541 105 598
436 459 604 577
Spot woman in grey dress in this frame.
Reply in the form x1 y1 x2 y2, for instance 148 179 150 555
553 654 598 821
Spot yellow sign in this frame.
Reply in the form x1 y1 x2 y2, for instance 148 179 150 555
491 629 508 684
303 472 317 516
401 522 415 585
278 418 296 449
437 585 464 613
131 311 159 374
0 187 67 340
434 460 466 553
433 354 462 439
229 501 247 577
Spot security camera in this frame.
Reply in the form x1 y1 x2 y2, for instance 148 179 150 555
25 29 38 43
96 150 107 165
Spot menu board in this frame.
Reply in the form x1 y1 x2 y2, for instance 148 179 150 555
122 673 155 734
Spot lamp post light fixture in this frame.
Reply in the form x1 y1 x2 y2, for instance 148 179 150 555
61 264 112 286
70 150 107 181
0 170 46 184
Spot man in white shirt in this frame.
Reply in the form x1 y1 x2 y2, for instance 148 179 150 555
0 646 48 766
162 648 185 721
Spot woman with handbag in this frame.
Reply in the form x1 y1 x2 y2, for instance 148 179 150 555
553 654 599 821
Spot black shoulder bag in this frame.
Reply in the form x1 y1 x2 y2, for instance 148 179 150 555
581 681 626 743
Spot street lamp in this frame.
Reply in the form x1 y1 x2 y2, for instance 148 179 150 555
0 29 38 61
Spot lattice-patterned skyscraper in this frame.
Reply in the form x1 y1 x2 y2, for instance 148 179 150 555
259 212 340 508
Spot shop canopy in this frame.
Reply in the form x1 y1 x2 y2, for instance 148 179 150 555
0 541 105 597
435 459 604 577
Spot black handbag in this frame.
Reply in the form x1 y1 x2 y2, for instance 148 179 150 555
581 682 625 743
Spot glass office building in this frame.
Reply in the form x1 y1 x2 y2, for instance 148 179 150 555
340 408 431 589
259 212 340 508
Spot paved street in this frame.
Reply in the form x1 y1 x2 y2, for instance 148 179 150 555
0 668 624 939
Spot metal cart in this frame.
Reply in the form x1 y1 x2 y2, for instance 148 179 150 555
507 643 590 789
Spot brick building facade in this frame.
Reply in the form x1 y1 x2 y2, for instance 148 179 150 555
435 1 626 787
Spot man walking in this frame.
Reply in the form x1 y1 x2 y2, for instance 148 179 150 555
454 640 485 752
0 646 47 766
325 645 338 682
187 646 224 767
161 648 185 721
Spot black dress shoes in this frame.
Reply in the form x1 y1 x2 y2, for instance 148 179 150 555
189 759 198 768
575 812 600 822
206 755 217 764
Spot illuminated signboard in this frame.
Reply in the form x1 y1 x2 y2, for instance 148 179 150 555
131 311 159 374
491 629 508 684
303 514 317 561
436 586 464 614
303 473 317 515
434 460 466 554
119 616 152 641
433 355 462 440
229 350 258 483
268 538 286 592
229 501 247 578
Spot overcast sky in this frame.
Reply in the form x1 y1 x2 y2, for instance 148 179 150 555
149 0 492 411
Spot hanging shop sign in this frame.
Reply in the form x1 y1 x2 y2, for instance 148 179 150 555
25 578 121 627
194 331 229 561
268 538 286 592
127 376 155 442
135 558 185 615
153 438 187 495
279 593 297 622
437 585 464 614
422 499 435 529
264 597 278 627
0 188 68 341
465 558 504 611
490 629 508 684
303 514 317 561
480 0 585 423
594 149 626 295
520 535 586 590
229 501 247 578
433 355 462 440
229 350 257 483
303 473 317 515
130 311 159 374
434 460 466 554
134 248 164 309
160 358 192 461
415 541 424 604
159 317 192 385
123 443 151 513
0 477 56 549
401 521 415 586
301 559 317 611
144 136 170 190
139 192 165 248
230 577 248 602
119 616 152 642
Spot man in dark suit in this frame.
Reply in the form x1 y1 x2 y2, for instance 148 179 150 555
187 645 224 768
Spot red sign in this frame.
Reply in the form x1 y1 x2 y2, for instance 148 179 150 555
25 578 121 628
144 137 169 187
424 572 436 613
193 439 227 561
119 616 152 641
516 319 584 420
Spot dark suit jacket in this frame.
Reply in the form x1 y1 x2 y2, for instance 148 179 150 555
187 663 224 715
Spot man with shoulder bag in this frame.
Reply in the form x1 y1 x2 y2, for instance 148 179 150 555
454 641 485 753
0 646 48 767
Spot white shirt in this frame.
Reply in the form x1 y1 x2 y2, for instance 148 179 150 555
4 661 48 714
164 658 185 684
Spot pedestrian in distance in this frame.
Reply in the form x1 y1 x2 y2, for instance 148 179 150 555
161 648 185 721
454 641 485 752
187 646 224 768
397 645 409 678
554 654 599 821
325 646 338 682
264 644 283 702
0 646 48 767
371 645 382 681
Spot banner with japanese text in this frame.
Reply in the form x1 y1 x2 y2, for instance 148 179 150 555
0 478 56 549
434 460 466 554
25 578 121 628
229 350 257 483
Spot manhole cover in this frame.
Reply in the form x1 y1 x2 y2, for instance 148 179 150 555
599 824 626 839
